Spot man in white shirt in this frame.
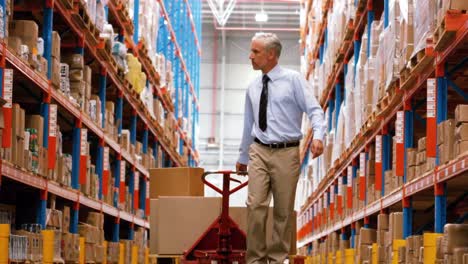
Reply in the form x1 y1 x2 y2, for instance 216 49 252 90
236 33 325 264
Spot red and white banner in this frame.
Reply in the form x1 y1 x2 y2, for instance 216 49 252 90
103 147 110 195
396 111 405 176
145 178 150 216
2 69 13 148
79 129 88 185
48 104 57 169
330 185 335 219
427 78 437 157
375 135 383 191
359 152 366 201
134 171 139 209
119 160 126 203
347 166 353 209
337 176 343 215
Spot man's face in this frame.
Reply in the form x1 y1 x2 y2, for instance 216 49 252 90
249 39 274 71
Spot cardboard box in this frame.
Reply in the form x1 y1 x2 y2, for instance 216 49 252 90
150 197 297 255
87 212 104 229
78 223 99 244
150 197 222 254
418 137 427 152
449 0 468 10
62 54 84 69
378 213 389 231
455 105 468 124
390 212 403 240
84 65 92 85
52 31 60 59
149 167 204 198
62 206 70 233
407 148 417 166
360 228 377 245
456 140 468 156
52 57 61 87
69 69 83 82
9 20 38 52
407 166 415 182
25 115 44 147
7 36 22 55
443 224 468 254
456 123 468 141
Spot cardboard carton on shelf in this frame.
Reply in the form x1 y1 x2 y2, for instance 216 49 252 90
455 105 468 125
9 20 39 53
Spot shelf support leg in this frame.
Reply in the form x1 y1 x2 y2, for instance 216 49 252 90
70 202 79 234
99 68 107 129
71 119 82 190
96 138 104 200
114 155 121 208
435 62 448 233
113 217 120 242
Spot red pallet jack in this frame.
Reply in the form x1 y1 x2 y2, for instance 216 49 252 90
182 171 248 264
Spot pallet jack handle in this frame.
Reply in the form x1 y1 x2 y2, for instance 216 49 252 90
202 171 249 195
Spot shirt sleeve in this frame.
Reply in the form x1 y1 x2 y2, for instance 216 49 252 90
293 73 326 141
238 89 255 164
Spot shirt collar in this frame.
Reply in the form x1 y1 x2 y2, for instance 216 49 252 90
264 64 282 82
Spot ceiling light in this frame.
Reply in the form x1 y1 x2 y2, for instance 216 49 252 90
255 11 268 22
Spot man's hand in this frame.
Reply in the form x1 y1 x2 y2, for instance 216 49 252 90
236 162 248 176
310 139 324 158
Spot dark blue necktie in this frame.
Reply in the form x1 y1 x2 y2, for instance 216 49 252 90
259 75 270 131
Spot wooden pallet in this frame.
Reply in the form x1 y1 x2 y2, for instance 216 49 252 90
356 0 367 12
343 20 355 42
58 0 73 9
71 0 90 30
434 10 468 51
409 48 434 75
400 66 417 91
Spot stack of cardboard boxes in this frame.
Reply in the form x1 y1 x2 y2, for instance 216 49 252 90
405 235 423 264
377 213 389 263
455 105 468 158
8 20 48 75
357 228 377 263
366 146 379 204
437 119 456 165
78 212 105 263
106 241 120 263
436 224 468 263
61 206 80 262
384 212 404 263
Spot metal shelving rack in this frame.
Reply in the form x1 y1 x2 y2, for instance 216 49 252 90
0 0 201 244
297 0 468 252
156 0 201 167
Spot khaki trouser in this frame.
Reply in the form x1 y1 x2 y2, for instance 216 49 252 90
246 142 301 264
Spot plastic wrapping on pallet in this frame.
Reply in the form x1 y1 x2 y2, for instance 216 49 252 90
413 0 437 54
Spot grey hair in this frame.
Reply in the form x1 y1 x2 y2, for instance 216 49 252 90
252 32 282 58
